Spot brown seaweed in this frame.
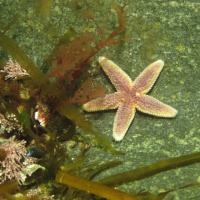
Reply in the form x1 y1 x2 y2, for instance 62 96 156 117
56 171 139 200
0 31 122 154
0 180 18 196
98 151 200 187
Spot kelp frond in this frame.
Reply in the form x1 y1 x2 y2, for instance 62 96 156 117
98 151 200 187
56 171 138 200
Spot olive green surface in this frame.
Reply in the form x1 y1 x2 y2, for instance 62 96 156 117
0 0 199 199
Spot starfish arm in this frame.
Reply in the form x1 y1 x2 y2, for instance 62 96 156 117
133 60 164 94
113 102 136 141
136 95 178 117
99 57 132 92
83 92 121 112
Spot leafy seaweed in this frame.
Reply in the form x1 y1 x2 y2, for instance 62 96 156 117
0 31 122 154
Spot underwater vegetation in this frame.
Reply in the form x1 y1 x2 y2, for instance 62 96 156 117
0 1 200 199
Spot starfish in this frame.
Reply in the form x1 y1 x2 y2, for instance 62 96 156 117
83 57 177 141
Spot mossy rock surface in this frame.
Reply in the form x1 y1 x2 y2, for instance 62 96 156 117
0 0 200 199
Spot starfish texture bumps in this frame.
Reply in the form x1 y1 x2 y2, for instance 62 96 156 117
83 57 177 141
